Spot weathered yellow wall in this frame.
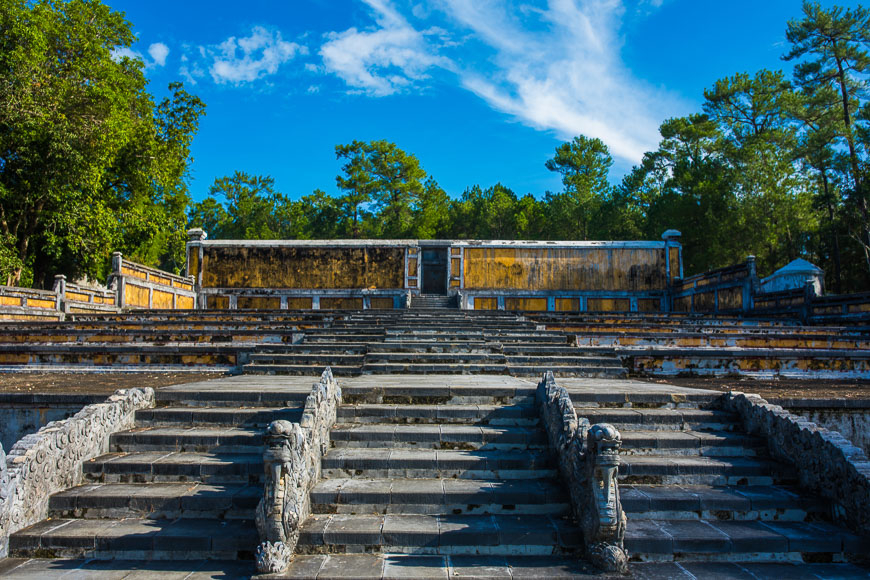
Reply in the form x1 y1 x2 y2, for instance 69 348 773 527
201 246 406 289
638 299 661 312
152 289 174 309
669 248 680 280
177 295 195 309
208 295 230 309
505 297 548 311
321 297 364 310
370 298 395 309
474 297 498 310
462 247 667 291
125 284 150 308
588 298 630 312
555 298 579 312
238 296 281 309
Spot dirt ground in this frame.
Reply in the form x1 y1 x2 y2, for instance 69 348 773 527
659 376 870 401
0 372 227 394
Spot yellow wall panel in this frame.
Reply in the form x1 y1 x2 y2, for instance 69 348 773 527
408 258 417 275
237 296 281 309
638 299 661 312
505 297 548 311
177 295 195 309
370 298 395 309
28 298 56 309
462 247 667 291
474 297 498 310
450 259 461 277
152 275 173 287
208 295 230 309
718 287 743 310
321 297 364 310
286 297 313 309
201 246 405 289
65 291 90 302
152 289 174 309
587 298 630 312
669 248 680 280
0 296 20 306
555 298 579 312
125 284 150 308
121 266 148 281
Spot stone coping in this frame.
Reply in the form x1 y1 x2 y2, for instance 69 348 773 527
768 397 870 409
193 238 673 249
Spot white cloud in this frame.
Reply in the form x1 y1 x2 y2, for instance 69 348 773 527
436 0 681 162
112 47 144 62
320 0 449 96
148 43 170 67
209 26 307 85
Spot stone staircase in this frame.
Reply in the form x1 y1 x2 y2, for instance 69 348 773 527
410 294 455 309
6 377 311 571
278 377 598 577
245 311 627 378
564 383 868 569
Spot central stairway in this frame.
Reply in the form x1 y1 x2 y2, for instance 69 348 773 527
279 377 598 577
245 310 627 378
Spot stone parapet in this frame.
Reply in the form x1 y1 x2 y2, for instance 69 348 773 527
717 391 870 535
0 387 155 558
255 367 341 574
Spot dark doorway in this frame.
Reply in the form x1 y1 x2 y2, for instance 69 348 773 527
421 248 448 294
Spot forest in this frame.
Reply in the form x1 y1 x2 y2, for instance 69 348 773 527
2 0 870 292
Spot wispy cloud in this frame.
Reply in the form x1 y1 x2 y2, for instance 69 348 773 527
208 26 307 84
319 0 449 96
112 43 170 69
437 0 678 162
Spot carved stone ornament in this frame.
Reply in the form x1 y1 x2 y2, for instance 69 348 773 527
255 368 341 574
536 372 628 574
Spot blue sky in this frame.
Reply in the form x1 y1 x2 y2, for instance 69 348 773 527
107 0 862 203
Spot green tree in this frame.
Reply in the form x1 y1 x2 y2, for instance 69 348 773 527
189 172 280 240
545 136 613 240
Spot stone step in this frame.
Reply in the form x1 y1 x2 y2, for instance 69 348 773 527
577 408 738 431
365 342 502 353
269 553 870 580
504 355 623 366
337 404 537 425
621 484 829 522
625 519 864 560
247 353 366 365
110 427 262 453
619 430 763 456
155 389 308 407
364 353 508 363
244 364 363 376
294 513 580 555
256 343 368 354
508 365 628 378
618 455 794 486
135 406 303 427
570 390 720 407
0 558 257 578
362 363 511 374
310 478 570 515
82 452 263 484
329 424 547 450
341 384 536 405
321 448 556 479
305 334 385 343
49 483 261 520
8 517 257 560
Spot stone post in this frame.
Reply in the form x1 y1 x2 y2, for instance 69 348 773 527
111 252 126 309
745 255 757 312
52 275 66 313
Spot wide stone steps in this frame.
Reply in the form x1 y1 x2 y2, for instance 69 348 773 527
8 517 257 560
577 408 739 431
337 404 538 425
321 448 557 479
49 482 261 520
294 513 580 556
110 426 263 453
621 484 828 522
247 353 367 366
618 455 791 486
83 451 264 484
310 478 570 515
624 518 862 560
136 405 303 427
618 429 763 456
329 424 547 450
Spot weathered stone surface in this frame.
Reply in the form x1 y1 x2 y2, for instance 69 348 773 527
718 391 870 534
0 387 154 559
536 371 628 573
255 367 341 574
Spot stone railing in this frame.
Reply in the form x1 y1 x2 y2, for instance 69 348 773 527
717 392 870 534
255 368 341 574
536 372 628 573
0 387 155 558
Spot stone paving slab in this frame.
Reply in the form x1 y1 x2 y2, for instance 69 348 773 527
0 558 255 579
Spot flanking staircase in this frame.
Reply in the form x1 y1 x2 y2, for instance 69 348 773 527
410 294 456 309
245 311 627 378
568 389 868 569
278 378 597 577
7 380 307 568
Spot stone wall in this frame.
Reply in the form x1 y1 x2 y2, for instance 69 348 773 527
769 399 870 457
0 387 155 558
717 392 870 534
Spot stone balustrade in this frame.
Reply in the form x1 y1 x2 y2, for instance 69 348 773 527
0 387 155 558
535 371 628 573
718 391 870 535
255 367 341 574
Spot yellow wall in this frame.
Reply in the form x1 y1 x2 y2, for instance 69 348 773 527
462 247 667 291
201 246 406 289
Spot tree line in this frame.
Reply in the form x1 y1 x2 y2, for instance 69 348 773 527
2 1 870 293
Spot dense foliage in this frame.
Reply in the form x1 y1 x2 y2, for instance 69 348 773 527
4 1 870 292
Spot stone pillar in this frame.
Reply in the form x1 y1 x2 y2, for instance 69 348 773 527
745 255 757 312
53 275 66 312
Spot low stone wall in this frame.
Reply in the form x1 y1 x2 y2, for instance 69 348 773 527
769 398 870 457
536 371 628 573
717 392 870 535
255 368 341 574
0 387 155 558
0 394 106 451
